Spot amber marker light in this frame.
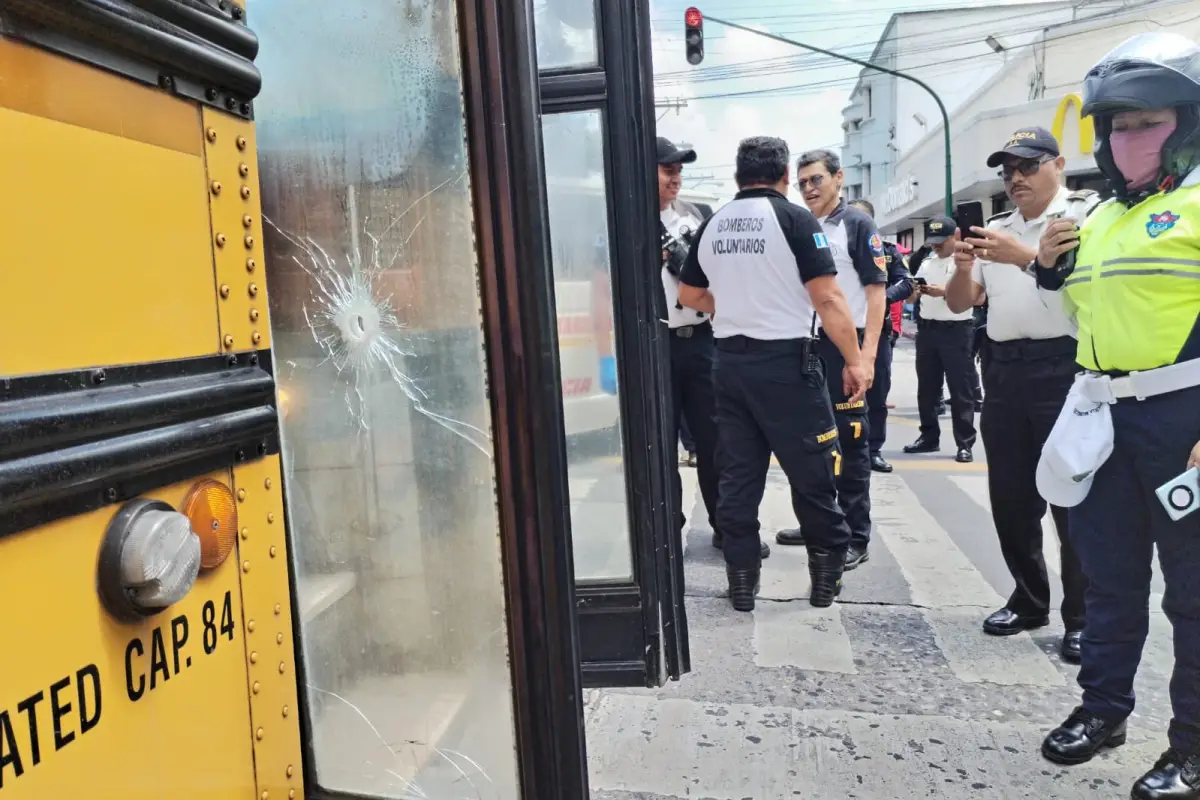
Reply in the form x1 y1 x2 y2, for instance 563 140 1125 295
182 479 239 569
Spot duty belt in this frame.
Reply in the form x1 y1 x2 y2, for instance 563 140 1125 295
1079 357 1200 404
671 321 711 338
986 336 1076 363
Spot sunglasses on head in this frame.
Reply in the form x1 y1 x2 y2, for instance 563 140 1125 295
999 155 1053 181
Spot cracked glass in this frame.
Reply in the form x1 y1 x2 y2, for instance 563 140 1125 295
254 0 519 796
542 111 634 583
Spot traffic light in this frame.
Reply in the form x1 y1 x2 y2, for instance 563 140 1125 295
685 7 704 65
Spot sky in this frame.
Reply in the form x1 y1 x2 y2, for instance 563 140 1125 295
647 0 1048 201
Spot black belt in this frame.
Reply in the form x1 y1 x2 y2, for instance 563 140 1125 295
986 335 1076 363
671 321 712 339
918 318 973 329
716 335 810 353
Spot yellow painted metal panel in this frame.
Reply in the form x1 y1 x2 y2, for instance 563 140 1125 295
202 109 272 353
0 473 256 799
0 38 201 156
0 107 219 377
231 456 304 800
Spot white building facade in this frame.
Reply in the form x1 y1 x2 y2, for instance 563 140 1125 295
842 0 1199 247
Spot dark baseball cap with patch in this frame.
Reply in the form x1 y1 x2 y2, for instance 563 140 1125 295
657 136 697 165
986 126 1061 168
925 216 958 245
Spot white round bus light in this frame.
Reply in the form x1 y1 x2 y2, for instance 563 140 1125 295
98 499 201 623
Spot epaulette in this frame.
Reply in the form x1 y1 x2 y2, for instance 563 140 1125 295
1067 188 1102 218
986 210 1012 225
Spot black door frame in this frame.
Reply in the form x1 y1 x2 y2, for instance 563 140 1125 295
538 0 689 689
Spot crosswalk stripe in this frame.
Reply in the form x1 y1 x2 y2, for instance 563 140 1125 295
949 474 1061 576
873 473 1065 686
753 603 857 673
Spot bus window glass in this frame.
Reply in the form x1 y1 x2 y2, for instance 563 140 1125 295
542 110 634 583
535 0 599 70
254 1 520 796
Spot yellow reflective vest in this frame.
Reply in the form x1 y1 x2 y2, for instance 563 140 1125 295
1065 177 1200 373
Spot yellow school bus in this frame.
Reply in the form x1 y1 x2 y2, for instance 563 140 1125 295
0 1 687 798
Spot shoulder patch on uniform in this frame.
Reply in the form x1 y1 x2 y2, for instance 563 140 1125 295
815 427 838 444
813 232 830 249
1067 189 1099 201
1147 211 1180 238
986 210 1011 224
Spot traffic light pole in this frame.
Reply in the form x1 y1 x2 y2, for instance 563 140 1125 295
701 15 955 216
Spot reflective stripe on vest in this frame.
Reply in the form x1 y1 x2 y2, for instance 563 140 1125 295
1066 185 1200 372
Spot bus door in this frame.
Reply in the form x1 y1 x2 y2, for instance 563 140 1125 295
535 0 690 688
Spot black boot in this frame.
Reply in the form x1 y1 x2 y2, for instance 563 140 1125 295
726 564 760 613
1132 750 1200 799
775 527 805 546
807 547 844 608
1041 707 1127 765
712 531 771 559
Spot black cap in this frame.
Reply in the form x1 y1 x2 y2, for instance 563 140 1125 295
986 126 1061 168
657 136 697 165
925 216 958 245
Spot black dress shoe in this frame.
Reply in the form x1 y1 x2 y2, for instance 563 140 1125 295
808 547 844 608
983 608 1050 636
1041 707 1127 765
844 544 869 570
870 453 894 473
956 448 974 463
726 565 761 612
1061 630 1082 664
1133 750 1200 799
775 527 805 546
903 437 940 454
712 531 771 559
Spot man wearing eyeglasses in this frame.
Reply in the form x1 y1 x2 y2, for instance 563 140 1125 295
945 126 1100 663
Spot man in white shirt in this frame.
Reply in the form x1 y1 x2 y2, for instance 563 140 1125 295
905 217 978 462
677 136 868 611
946 126 1100 662
658 136 770 561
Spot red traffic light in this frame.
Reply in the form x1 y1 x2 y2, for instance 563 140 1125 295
685 7 703 27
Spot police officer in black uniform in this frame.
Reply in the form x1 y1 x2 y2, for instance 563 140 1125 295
678 136 868 612
658 137 769 559
850 199 913 473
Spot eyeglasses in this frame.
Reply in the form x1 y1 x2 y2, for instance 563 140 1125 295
998 156 1053 181
795 175 826 191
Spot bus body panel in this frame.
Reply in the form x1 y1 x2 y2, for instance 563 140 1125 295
0 473 257 799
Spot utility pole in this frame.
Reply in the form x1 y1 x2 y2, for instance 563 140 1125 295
697 14 955 216
655 97 689 122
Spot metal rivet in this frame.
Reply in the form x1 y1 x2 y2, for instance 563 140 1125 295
244 235 254 249
220 284 231 298
278 662 286 674
237 489 246 502
206 128 218 142
227 355 238 366
241 527 249 540
239 163 250 177
269 545 277 558
276 632 283 643
225 96 237 110
257 441 267 456
215 233 227 247
242 215 253 229
242 560 251 573
255 727 264 741
237 136 248 150
210 180 222 195
249 308 260 322
205 87 218 101
249 353 259 366
158 74 173 90
264 478 272 490
248 619 256 632
240 102 251 116
282 705 289 718
246 258 256 272
274 603 281 615
252 331 262 345
91 369 107 385
261 792 269 800
105 487 118 502
250 651 258 664
223 334 235 349
267 512 275 524
286 766 294 778
248 283 259 298
252 681 260 694
240 186 251 199
289 791 295 799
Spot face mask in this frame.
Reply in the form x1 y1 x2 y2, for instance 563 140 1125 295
1109 121 1178 191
